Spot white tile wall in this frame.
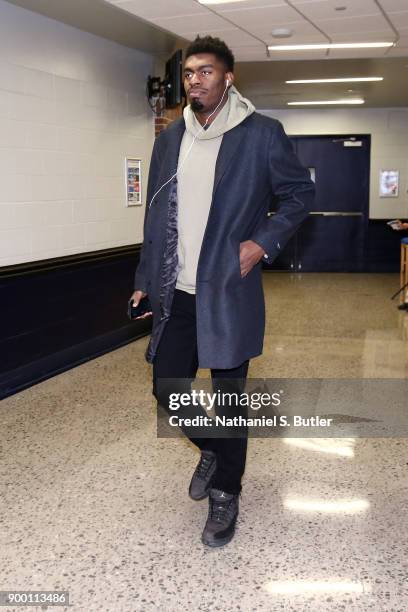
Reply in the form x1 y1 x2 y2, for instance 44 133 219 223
260 107 408 220
0 0 154 266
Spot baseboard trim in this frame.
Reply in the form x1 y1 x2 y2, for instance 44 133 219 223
0 244 141 279
0 321 151 400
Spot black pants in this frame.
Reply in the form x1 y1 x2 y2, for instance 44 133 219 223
152 289 249 494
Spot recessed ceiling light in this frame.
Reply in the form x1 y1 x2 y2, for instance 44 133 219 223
286 77 383 83
271 28 293 39
269 42 394 51
287 99 365 105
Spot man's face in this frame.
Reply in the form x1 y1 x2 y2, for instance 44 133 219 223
184 53 232 114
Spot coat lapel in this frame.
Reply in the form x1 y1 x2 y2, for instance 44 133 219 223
164 119 185 176
212 122 247 198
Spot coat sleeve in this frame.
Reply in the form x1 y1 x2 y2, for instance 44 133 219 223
249 120 315 264
133 135 163 292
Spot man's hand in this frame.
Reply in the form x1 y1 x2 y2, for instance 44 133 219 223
396 220 408 230
239 240 266 278
130 289 152 319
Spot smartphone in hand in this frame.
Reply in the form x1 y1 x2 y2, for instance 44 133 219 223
127 296 152 320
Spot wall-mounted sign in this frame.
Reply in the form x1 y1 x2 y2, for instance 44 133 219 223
379 169 399 198
125 157 142 206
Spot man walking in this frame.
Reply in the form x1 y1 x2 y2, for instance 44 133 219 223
130 36 314 547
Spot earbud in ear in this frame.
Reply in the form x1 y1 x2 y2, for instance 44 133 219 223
225 79 230 87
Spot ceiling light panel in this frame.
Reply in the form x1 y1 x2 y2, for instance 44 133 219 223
269 42 394 50
287 98 365 105
286 77 383 83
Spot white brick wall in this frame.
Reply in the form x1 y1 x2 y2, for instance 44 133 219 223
0 0 154 265
260 107 408 220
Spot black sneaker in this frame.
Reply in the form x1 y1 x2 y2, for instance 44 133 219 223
189 450 217 501
397 303 408 311
201 488 239 547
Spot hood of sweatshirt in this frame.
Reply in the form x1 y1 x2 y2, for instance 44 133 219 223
183 84 255 140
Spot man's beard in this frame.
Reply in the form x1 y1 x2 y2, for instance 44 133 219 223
191 98 204 112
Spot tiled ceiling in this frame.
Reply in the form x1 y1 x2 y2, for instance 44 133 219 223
107 0 408 61
235 56 408 108
4 0 407 106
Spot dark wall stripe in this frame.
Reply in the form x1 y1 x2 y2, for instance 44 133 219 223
0 245 151 399
264 219 402 273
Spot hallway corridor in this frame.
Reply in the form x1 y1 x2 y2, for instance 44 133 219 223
1 273 407 611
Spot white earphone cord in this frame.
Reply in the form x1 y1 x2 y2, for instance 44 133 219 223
148 82 230 209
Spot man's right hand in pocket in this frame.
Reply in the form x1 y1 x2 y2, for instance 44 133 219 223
130 290 152 319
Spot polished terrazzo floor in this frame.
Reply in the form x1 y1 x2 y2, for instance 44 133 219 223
1 273 407 612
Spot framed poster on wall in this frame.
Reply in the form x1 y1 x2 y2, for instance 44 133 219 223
379 169 399 198
125 157 142 206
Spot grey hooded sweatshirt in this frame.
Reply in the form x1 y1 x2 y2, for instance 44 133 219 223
175 85 255 294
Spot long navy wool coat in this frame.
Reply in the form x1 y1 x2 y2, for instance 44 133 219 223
134 112 315 369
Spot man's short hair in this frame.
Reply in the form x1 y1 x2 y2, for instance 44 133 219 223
185 35 235 73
